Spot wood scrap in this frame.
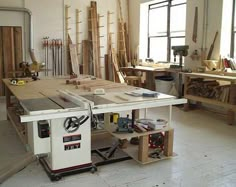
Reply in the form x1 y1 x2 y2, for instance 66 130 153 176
111 48 125 83
69 44 80 75
82 40 90 75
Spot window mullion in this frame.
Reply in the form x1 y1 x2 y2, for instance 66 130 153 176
167 0 171 62
231 0 235 57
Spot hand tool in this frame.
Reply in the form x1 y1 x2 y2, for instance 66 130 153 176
207 31 218 60
115 115 133 133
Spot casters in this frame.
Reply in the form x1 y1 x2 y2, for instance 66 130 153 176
90 166 97 174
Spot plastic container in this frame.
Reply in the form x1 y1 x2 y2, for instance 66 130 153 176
155 76 174 94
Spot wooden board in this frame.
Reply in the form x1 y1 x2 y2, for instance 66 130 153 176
14 27 23 71
0 28 3 96
82 40 90 75
2 27 15 78
69 44 80 75
111 48 125 83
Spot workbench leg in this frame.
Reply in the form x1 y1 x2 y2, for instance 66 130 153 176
138 135 149 163
183 100 190 111
5 87 11 120
163 129 174 157
227 109 235 125
104 113 111 129
168 105 172 126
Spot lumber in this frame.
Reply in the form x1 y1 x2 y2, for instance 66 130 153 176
0 27 3 96
138 135 149 162
3 27 15 78
82 40 90 75
14 27 23 71
69 44 80 75
111 48 125 83
164 129 174 157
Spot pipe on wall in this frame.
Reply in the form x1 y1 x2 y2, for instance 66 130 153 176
0 6 37 62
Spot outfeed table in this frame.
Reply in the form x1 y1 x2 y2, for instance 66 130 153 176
3 76 187 167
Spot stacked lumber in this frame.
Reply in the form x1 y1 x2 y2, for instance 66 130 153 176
65 77 128 92
186 78 232 102
87 1 102 78
0 26 23 96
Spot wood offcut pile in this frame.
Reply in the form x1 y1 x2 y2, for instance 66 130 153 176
186 78 235 103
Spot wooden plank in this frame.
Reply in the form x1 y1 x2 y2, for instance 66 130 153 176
2 27 15 78
69 44 80 75
82 40 89 75
104 54 109 80
14 27 23 71
0 27 3 96
164 129 174 157
138 135 149 162
111 48 125 83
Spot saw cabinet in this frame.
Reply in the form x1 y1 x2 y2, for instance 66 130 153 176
183 73 236 125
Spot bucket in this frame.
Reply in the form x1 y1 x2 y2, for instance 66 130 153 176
155 76 174 94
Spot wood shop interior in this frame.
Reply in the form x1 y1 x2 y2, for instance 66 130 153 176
1 0 236 186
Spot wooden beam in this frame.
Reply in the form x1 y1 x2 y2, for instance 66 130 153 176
138 135 149 162
14 27 23 71
0 27 3 96
164 129 174 157
69 44 80 75
82 40 89 75
2 27 15 78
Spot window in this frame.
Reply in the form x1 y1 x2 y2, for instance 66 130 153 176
147 0 186 62
231 0 236 58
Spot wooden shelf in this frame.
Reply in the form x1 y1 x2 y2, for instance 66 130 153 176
122 143 176 164
105 125 172 140
184 73 236 82
185 95 236 111
7 107 27 145
105 125 174 164
184 73 236 125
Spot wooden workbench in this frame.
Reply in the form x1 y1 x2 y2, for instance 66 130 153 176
3 76 186 164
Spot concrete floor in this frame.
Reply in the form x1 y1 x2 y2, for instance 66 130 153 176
1 98 236 187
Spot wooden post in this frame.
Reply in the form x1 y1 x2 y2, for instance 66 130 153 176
227 109 235 125
104 113 111 129
82 40 89 75
0 27 3 96
65 5 71 74
76 9 82 64
138 135 149 162
163 129 174 157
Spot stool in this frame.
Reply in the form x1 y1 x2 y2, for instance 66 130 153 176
125 76 142 87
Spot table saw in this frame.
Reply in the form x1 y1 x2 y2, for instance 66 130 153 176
3 76 187 181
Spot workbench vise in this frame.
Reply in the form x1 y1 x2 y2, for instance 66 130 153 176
171 45 189 69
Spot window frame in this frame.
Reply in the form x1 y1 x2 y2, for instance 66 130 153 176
147 0 186 62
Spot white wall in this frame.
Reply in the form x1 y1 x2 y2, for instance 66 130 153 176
129 0 224 70
0 0 127 77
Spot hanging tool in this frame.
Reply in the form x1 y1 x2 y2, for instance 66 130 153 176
207 31 218 60
43 37 49 76
192 7 198 43
58 39 63 75
51 39 56 76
